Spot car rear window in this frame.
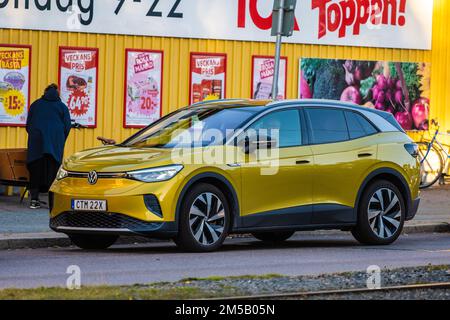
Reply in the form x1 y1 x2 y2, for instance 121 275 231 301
305 108 349 144
344 111 378 139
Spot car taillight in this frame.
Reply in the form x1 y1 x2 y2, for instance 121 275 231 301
404 143 419 158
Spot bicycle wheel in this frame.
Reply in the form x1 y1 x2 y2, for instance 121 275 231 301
417 142 443 189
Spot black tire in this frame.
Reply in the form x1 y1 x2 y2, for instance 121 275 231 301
252 231 295 242
69 234 118 250
352 180 405 245
174 183 231 252
417 142 443 189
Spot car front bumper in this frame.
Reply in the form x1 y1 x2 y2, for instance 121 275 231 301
49 174 185 237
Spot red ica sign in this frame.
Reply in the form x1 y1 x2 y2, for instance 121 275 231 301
237 0 300 31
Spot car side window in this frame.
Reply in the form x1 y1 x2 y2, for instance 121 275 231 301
247 109 302 148
305 108 349 144
344 111 378 139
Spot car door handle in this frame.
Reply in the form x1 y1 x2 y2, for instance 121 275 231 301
358 153 373 158
296 160 311 165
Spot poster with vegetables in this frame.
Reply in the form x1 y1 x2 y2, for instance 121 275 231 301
124 50 163 128
59 47 98 128
300 58 431 131
0 45 31 127
190 53 226 104
252 56 287 100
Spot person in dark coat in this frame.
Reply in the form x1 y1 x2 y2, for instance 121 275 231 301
26 84 71 209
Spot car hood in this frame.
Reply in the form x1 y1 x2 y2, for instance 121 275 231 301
63 146 175 172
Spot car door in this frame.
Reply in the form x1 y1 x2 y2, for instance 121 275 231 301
238 108 314 228
304 107 379 224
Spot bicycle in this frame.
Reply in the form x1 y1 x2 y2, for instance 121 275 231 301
416 119 450 189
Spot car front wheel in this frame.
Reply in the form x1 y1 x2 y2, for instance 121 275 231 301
174 183 230 252
69 234 118 250
352 180 405 245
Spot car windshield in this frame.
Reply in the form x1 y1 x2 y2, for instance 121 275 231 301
121 106 259 148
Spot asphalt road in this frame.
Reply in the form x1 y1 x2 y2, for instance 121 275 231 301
0 232 449 289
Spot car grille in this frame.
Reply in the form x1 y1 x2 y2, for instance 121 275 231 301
50 211 161 232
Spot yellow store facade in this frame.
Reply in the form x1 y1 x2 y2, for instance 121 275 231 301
0 0 449 156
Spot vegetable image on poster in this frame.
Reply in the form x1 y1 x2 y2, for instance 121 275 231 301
0 45 31 126
124 50 163 128
252 56 287 100
299 58 431 131
59 47 98 127
190 53 226 104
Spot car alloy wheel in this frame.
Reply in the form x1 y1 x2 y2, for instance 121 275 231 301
367 187 402 238
189 192 225 245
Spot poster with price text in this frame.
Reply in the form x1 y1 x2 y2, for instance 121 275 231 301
252 56 287 100
59 47 98 128
190 53 226 104
124 49 163 128
0 44 31 127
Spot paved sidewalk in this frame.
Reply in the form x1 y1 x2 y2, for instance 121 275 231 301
0 185 449 249
0 194 50 233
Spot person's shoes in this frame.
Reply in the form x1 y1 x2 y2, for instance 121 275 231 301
30 200 41 209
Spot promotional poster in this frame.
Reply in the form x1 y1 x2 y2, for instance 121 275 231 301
0 45 31 126
124 50 163 128
252 56 287 100
190 53 226 104
300 58 431 131
59 47 98 127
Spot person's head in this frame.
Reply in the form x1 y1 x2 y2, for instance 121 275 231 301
44 83 59 96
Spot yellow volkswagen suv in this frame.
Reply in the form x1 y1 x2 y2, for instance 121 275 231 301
50 99 420 252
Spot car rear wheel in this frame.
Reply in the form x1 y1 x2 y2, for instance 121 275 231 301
174 183 230 252
69 234 118 250
352 180 405 245
252 231 295 242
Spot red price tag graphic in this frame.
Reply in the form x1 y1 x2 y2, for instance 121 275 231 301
140 96 152 110
68 90 90 116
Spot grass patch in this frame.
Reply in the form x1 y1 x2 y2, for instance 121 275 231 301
0 275 287 300
0 285 237 300
181 273 284 282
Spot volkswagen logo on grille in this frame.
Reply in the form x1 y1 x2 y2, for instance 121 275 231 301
87 171 98 185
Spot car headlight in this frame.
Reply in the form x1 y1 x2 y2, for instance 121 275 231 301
56 167 68 180
127 165 183 183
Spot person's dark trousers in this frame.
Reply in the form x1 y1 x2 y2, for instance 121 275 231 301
27 154 60 201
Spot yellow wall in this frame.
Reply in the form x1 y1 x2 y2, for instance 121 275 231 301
0 0 449 156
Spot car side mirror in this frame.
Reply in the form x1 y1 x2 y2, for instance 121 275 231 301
237 134 278 154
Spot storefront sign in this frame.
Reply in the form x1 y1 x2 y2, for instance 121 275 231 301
190 53 227 104
59 47 98 128
124 49 163 128
0 0 433 50
252 56 287 100
299 58 431 131
0 44 31 127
